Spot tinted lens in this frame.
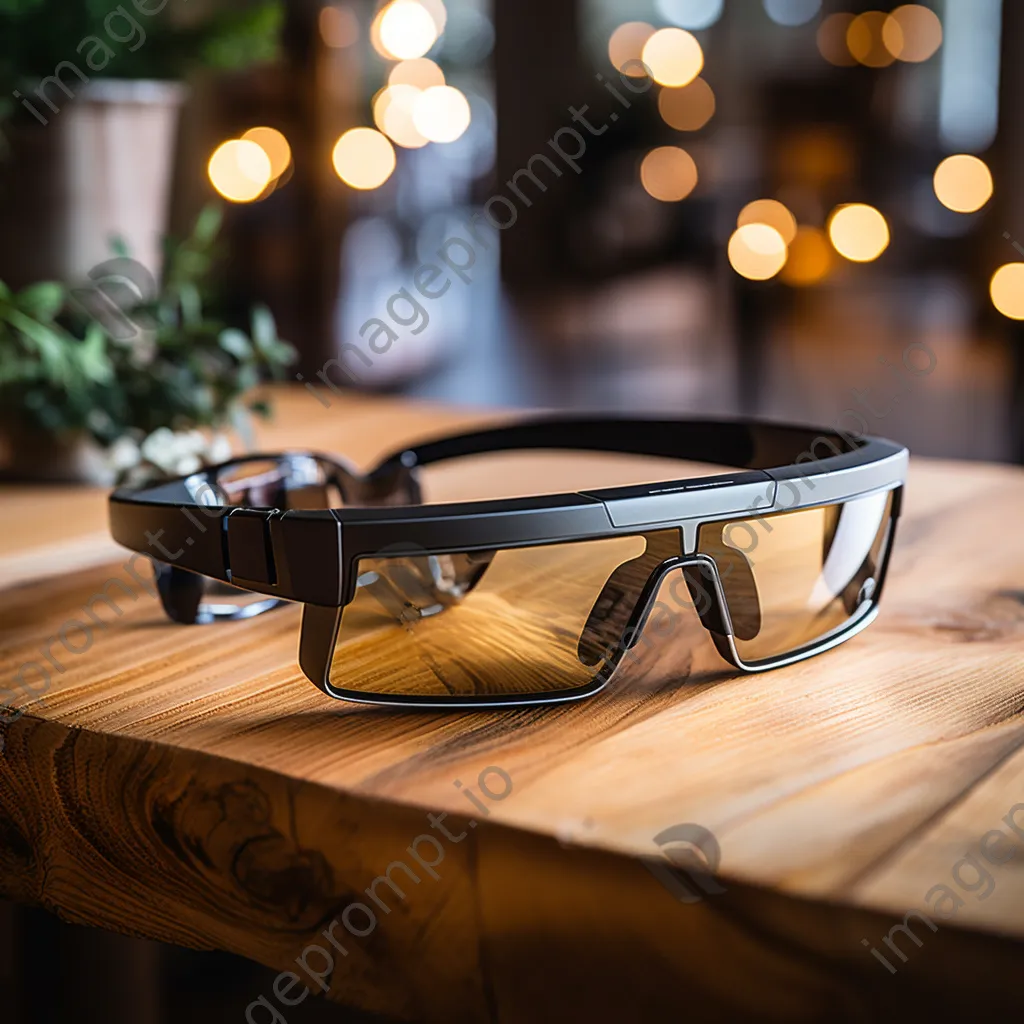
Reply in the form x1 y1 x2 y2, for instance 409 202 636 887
328 533 683 699
698 490 896 663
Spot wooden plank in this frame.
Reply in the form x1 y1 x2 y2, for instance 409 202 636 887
1 389 1023 1019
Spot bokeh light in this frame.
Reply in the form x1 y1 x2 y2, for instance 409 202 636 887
728 224 788 280
418 0 447 34
642 28 704 88
608 22 655 77
780 226 833 285
883 4 942 63
376 1 438 60
658 77 715 131
847 11 896 67
241 126 291 180
655 0 723 31
763 0 822 27
737 198 798 245
389 57 445 88
990 264 1024 320
332 128 396 190
817 12 856 65
208 139 272 203
828 203 890 262
374 84 429 148
933 154 993 213
319 4 358 48
640 146 698 202
412 84 472 143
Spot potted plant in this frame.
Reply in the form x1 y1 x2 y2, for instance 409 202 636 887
0 0 283 287
0 205 296 483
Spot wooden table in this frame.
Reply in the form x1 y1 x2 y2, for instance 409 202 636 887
2 390 1024 1022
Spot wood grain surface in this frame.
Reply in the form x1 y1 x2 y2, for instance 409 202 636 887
1 388 1023 1022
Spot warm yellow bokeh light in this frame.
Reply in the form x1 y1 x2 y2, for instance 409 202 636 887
847 11 896 67
208 139 272 203
331 128 396 190
780 226 833 286
990 264 1024 320
883 4 942 62
642 27 704 88
658 77 715 131
377 0 438 60
412 85 471 143
608 22 655 77
640 146 698 202
728 224 788 281
933 154 993 214
389 57 445 89
374 84 429 148
370 7 388 57
241 126 291 180
737 198 798 245
817 13 856 66
319 5 359 48
828 203 890 262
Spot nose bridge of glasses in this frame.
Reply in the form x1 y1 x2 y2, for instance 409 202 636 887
577 536 766 668
577 531 737 665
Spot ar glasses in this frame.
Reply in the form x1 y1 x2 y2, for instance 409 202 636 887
108 417 907 707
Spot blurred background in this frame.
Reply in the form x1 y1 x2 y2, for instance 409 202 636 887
1 0 1023 484
1 2 1022 1019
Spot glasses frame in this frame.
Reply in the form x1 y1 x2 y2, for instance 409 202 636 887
109 416 907 708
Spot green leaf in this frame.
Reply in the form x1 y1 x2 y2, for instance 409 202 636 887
193 204 223 247
77 321 114 383
6 308 71 372
179 282 203 327
235 364 260 392
218 328 252 360
16 281 65 320
250 304 277 354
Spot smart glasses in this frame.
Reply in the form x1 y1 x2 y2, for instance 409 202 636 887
109 417 907 707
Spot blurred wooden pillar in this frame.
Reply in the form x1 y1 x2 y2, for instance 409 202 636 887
492 0 584 292
281 0 355 375
60 926 163 1024
998 0 1024 463
286 0 361 376
0 901 23 1024
3 904 163 1024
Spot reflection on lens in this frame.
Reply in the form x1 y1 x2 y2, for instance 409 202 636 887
329 535 664 698
698 490 895 663
207 456 348 508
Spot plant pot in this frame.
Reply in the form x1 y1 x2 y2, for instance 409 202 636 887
0 78 185 289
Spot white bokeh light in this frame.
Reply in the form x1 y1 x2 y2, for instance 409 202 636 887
412 85 472 143
655 0 723 31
